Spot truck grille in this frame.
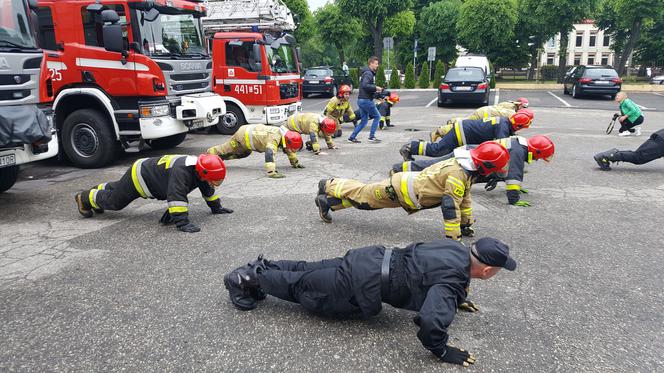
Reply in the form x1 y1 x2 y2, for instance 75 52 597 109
0 52 41 105
0 74 31 86
280 83 299 99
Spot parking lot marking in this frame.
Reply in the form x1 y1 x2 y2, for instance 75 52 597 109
652 92 664 97
493 88 500 105
425 97 437 108
636 104 655 110
547 91 574 107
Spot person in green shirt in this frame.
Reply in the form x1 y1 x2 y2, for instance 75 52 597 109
616 92 644 136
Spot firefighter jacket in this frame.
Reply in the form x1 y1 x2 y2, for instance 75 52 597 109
467 105 515 121
284 112 331 152
393 156 475 239
207 124 299 173
324 96 356 127
131 155 221 225
496 101 519 112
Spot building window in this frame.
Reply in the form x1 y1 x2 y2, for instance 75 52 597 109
81 5 127 48
576 32 584 47
589 32 597 47
546 53 555 65
36 7 57 51
603 34 610 47
601 54 609 65
587 56 595 65
546 38 556 48
574 53 582 66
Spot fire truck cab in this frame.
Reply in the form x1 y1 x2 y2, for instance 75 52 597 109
203 0 301 135
35 0 225 168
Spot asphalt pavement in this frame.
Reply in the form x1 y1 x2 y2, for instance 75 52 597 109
1 90 663 372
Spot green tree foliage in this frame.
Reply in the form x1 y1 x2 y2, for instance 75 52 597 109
456 0 518 66
432 60 445 88
314 4 363 65
349 68 360 87
376 65 387 87
632 8 664 67
283 0 315 43
404 62 416 88
338 0 414 62
418 63 430 88
515 0 557 79
389 68 401 88
418 0 462 65
384 10 416 38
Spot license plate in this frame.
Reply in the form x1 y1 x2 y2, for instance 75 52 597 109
455 86 472 91
308 80 319 84
0 154 16 168
288 104 298 112
595 81 611 85
190 119 205 130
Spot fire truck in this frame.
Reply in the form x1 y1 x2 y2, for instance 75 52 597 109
203 0 302 134
0 0 58 193
34 0 226 168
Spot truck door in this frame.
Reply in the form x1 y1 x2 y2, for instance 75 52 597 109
215 39 266 108
34 5 64 102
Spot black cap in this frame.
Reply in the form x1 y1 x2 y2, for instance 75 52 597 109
470 237 517 271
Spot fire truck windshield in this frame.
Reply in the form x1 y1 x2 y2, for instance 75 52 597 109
0 0 38 50
137 12 207 58
267 44 298 74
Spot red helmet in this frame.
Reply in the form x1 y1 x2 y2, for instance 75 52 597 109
387 92 400 104
527 135 555 162
196 154 226 182
515 97 529 108
320 117 336 135
338 84 351 97
510 111 532 131
470 142 510 176
283 130 303 151
518 108 534 120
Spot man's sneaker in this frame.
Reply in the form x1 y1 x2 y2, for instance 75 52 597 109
318 179 328 196
618 131 631 137
386 123 395 127
593 148 617 171
315 195 332 223
634 126 642 136
400 143 414 161
75 193 93 218
368 137 381 143
347 138 361 143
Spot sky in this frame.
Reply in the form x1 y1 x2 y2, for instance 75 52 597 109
306 0 328 11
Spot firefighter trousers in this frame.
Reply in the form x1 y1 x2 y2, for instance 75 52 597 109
86 167 141 211
425 131 460 157
613 136 664 164
215 139 253 160
324 178 401 211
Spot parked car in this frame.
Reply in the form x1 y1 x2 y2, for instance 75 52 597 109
437 66 490 107
650 75 664 84
563 65 622 99
302 66 353 98
456 54 492 78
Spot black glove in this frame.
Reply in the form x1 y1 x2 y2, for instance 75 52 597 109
458 299 479 312
159 209 174 225
305 141 313 151
484 177 499 191
440 346 476 367
211 206 233 214
177 222 201 233
460 225 475 237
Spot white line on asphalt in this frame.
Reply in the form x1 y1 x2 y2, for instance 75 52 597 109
493 88 500 105
652 92 664 97
547 91 573 107
425 97 437 108
636 104 652 110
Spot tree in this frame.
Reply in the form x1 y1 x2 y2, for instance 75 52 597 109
384 10 416 68
631 8 664 67
376 65 387 87
418 63 430 88
283 0 315 43
432 60 445 88
389 68 401 88
456 0 518 66
404 62 416 88
515 0 558 79
337 0 414 62
315 3 363 64
417 0 462 66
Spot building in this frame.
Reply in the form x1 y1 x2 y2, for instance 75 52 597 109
540 20 615 67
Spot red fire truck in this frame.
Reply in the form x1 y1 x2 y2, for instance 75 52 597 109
203 0 302 134
34 0 225 168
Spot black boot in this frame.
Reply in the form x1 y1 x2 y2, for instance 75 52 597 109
315 195 332 223
317 179 328 196
224 260 264 311
75 192 93 218
593 148 618 171
400 143 414 161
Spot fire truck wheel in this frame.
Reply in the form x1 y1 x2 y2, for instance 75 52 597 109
217 105 245 135
0 165 19 193
62 109 118 169
146 133 187 150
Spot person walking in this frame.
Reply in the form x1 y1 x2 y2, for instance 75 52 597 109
348 56 382 143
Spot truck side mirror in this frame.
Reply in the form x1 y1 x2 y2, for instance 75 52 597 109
143 8 159 22
101 9 120 23
296 47 302 61
101 10 124 54
28 0 38 10
252 43 263 70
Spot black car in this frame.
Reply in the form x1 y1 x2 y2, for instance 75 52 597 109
437 67 490 107
302 66 353 98
563 65 622 99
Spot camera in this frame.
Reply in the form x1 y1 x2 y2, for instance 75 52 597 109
612 113 620 121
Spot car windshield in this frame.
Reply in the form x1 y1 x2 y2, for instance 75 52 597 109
0 0 38 50
266 44 298 73
305 69 330 77
446 68 484 81
585 69 618 78
137 11 207 58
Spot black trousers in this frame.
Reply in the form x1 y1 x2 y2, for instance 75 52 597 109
614 135 664 165
619 115 644 133
258 246 385 318
89 167 141 210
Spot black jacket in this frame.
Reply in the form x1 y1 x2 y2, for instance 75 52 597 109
358 66 377 99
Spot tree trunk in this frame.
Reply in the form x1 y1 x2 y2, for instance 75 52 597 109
335 41 345 65
368 18 384 62
528 46 538 80
556 28 569 83
617 18 643 76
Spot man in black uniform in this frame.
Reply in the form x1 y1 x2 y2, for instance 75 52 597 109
74 154 232 233
594 129 664 170
224 237 516 367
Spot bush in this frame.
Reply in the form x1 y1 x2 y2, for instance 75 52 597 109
540 65 559 81
404 62 416 88
349 68 359 87
432 60 445 88
418 63 431 88
388 68 401 89
376 65 387 88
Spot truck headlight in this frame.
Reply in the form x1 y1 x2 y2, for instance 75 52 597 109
140 104 170 118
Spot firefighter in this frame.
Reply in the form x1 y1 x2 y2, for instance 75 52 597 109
401 110 532 161
323 84 355 138
207 124 303 179
393 135 555 206
497 97 529 112
594 129 664 170
430 109 534 143
315 142 510 240
74 154 231 233
223 237 517 367
283 113 338 154
378 92 400 129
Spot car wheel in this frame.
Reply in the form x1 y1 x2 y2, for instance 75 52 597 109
437 94 446 107
302 93 309 98
62 109 118 168
563 84 569 95
572 84 580 99
0 165 19 193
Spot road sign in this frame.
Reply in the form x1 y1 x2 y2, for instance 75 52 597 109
383 37 394 50
427 47 436 61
